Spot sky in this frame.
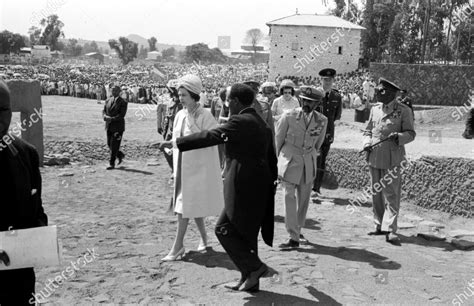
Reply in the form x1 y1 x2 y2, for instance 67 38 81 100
0 0 339 50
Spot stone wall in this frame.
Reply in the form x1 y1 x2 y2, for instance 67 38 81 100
370 63 473 106
44 139 473 217
6 80 44 165
327 148 473 217
268 25 362 80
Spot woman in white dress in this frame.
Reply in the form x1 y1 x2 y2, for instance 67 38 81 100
271 79 300 122
161 74 224 261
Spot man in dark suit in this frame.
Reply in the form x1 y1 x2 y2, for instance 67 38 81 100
312 68 342 194
103 85 128 170
157 84 278 292
0 80 48 304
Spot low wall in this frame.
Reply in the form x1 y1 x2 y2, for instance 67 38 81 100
44 139 473 217
370 63 473 107
327 148 473 217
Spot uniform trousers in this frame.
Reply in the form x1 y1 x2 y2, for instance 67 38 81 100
215 211 263 277
283 169 313 241
369 166 401 233
313 142 331 192
106 131 124 166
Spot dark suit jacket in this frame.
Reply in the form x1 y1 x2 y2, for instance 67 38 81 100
0 138 48 231
103 96 128 132
177 107 278 246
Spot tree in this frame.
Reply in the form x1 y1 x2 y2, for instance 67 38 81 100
162 47 176 60
38 14 65 50
245 28 264 65
108 37 138 65
148 36 157 51
28 26 42 45
64 39 82 57
83 40 99 54
138 45 148 59
0 31 26 54
184 43 227 64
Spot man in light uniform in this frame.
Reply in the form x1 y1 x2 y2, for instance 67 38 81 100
362 78 416 244
276 86 328 249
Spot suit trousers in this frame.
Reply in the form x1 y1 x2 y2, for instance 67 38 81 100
215 211 263 277
313 142 331 192
283 172 313 241
369 166 401 233
0 268 35 305
106 131 124 166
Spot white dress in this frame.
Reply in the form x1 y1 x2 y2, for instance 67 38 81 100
171 105 224 218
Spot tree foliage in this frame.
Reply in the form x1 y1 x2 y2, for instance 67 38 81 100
245 28 264 65
358 0 472 64
148 36 157 51
108 37 138 65
0 30 26 54
184 43 227 63
64 39 82 57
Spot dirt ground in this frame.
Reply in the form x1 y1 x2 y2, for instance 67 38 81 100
11 97 474 305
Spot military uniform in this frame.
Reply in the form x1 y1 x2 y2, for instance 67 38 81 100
313 88 342 192
156 97 168 134
276 87 327 245
162 100 183 170
363 97 415 234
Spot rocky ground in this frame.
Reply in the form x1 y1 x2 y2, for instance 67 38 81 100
36 159 473 305
9 96 473 305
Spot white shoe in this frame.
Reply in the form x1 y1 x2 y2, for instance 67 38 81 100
161 247 185 261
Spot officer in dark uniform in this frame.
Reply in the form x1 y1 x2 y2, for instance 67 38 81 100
312 68 342 194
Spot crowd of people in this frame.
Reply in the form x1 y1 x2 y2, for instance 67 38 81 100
0 63 376 110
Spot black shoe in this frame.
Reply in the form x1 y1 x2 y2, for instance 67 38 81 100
299 234 308 244
224 277 245 290
386 232 401 245
118 152 125 165
240 264 269 292
368 227 388 236
279 239 299 249
106 165 115 170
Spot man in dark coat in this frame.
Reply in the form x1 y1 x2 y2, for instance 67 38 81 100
0 80 48 304
157 83 278 292
103 85 128 169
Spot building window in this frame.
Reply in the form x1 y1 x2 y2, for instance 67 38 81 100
338 46 343 55
280 55 284 58
291 42 299 51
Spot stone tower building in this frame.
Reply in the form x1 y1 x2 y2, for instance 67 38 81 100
266 14 365 81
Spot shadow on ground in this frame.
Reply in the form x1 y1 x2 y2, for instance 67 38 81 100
243 285 341 305
292 242 402 270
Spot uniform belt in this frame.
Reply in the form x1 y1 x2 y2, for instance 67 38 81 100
284 143 316 155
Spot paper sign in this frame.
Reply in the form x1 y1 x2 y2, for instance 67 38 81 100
0 226 61 270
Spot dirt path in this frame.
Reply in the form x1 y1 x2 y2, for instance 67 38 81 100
35 157 473 305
